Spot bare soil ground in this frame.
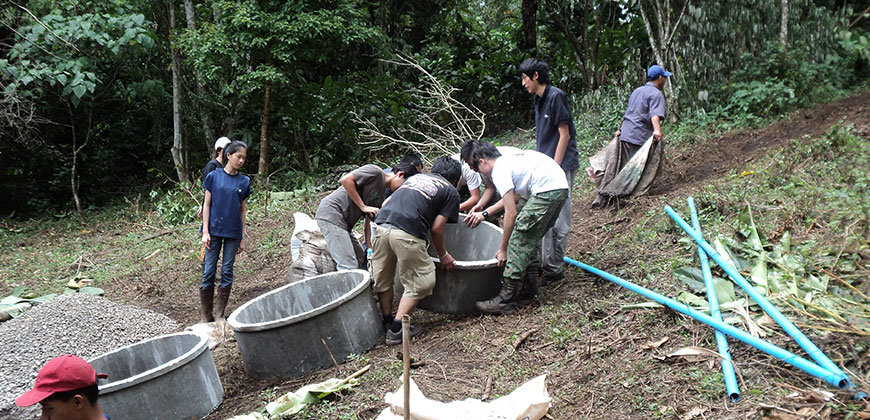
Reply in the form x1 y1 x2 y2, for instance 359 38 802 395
6 92 870 419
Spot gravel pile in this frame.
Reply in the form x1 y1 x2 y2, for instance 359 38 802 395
0 293 181 418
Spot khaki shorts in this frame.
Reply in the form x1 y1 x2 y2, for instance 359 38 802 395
371 224 435 300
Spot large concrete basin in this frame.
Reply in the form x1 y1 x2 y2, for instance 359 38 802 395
395 217 504 314
89 332 223 420
228 269 382 379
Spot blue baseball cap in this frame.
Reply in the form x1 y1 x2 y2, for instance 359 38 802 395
647 65 672 80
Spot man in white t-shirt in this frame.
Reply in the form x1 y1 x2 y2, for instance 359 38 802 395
459 145 523 222
450 153 483 212
460 140 568 315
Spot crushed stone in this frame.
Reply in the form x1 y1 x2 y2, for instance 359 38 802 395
0 293 181 418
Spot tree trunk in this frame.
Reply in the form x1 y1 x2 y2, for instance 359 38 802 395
780 0 788 48
520 0 537 54
638 0 684 123
183 0 216 154
68 108 81 213
169 2 189 183
548 8 590 89
295 123 311 171
67 104 93 212
257 81 271 180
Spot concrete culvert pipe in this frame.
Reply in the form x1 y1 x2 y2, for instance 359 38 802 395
395 217 505 314
228 269 382 379
88 332 223 420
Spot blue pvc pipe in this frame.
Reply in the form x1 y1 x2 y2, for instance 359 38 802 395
688 197 741 402
664 205 852 388
562 256 848 389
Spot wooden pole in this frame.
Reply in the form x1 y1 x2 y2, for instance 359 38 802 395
402 314 411 420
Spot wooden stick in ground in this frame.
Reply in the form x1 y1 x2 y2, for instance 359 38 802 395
402 315 411 420
321 338 339 367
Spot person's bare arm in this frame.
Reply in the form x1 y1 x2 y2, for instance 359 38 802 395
464 178 499 227
201 190 212 249
554 123 570 165
652 115 662 140
340 171 379 219
459 187 481 212
239 199 247 252
495 190 517 267
431 215 455 271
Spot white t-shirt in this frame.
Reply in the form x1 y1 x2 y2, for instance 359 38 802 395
491 150 568 198
496 146 523 157
451 154 482 189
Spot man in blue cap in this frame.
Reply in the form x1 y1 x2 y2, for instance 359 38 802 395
619 64 671 147
588 64 670 207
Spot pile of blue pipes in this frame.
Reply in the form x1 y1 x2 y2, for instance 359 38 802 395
563 197 866 401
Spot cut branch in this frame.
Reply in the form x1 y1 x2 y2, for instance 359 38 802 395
353 55 485 164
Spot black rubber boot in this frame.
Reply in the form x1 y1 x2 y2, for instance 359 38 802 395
215 285 232 321
199 286 215 323
475 279 521 315
517 267 540 301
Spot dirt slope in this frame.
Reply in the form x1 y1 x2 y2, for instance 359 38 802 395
111 91 870 419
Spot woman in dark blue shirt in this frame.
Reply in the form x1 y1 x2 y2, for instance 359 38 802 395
199 141 252 322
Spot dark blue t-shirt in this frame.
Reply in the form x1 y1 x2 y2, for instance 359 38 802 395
203 169 252 239
534 85 579 172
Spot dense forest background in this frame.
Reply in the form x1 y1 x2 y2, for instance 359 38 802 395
1 0 869 216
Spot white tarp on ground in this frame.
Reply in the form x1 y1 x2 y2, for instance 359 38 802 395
375 374 550 420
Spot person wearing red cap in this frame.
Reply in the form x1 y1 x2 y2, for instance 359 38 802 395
16 355 111 420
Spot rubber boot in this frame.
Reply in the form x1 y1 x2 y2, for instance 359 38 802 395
475 279 521 315
215 285 232 321
199 286 215 323
517 267 540 301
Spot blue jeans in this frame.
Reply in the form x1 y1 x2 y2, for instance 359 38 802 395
201 236 241 289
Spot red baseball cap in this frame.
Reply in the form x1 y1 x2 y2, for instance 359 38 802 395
15 355 108 407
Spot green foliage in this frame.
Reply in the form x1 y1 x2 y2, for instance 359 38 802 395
150 185 199 226
725 79 796 118
670 125 870 332
710 45 850 121
1 2 154 107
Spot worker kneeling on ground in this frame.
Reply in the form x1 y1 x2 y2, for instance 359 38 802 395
16 355 112 420
371 156 461 345
461 140 568 315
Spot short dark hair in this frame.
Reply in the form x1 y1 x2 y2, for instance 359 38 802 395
430 156 461 185
472 141 501 160
399 153 422 169
518 58 550 85
392 162 420 179
44 383 99 405
459 139 477 164
460 140 502 171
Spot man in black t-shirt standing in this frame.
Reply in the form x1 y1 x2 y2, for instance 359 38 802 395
519 58 579 285
372 156 461 345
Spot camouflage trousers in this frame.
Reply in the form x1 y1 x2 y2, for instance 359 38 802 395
504 189 569 280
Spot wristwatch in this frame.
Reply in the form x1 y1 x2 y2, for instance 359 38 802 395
481 210 489 218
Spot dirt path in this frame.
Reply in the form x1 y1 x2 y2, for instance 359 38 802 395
566 90 870 259
108 91 870 419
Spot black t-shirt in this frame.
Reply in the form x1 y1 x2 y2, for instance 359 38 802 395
201 158 223 185
534 85 579 172
375 174 460 240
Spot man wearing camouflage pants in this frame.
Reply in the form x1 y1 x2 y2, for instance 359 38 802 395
461 140 568 315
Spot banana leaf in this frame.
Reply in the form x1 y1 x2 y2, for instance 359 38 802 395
673 267 706 293
737 204 766 251
713 237 751 271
